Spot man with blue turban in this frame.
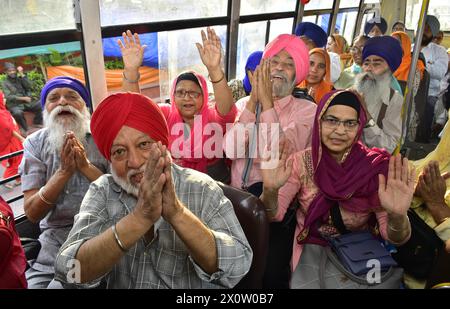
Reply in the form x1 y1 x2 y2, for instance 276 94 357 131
417 15 448 142
354 36 404 153
19 76 108 288
295 22 341 83
228 51 263 102
364 16 388 37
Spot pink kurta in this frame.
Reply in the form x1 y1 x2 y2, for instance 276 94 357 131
224 95 316 189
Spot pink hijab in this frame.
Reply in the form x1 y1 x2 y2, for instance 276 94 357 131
300 90 391 245
166 72 211 173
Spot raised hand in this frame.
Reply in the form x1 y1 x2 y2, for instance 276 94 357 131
160 144 183 222
378 155 416 217
118 30 146 70
246 68 258 114
135 142 166 224
196 27 222 72
261 137 293 191
257 59 274 111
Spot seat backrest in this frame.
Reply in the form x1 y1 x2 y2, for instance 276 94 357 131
217 182 269 289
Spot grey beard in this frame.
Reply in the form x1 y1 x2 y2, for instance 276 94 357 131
354 70 391 110
43 105 90 154
110 163 145 198
272 77 296 98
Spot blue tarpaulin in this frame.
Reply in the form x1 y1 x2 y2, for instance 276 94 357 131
0 33 159 69
102 32 158 68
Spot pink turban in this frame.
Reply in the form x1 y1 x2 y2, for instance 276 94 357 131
263 34 310 84
91 92 169 161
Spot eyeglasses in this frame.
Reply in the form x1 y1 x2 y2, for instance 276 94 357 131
174 89 201 99
321 116 359 130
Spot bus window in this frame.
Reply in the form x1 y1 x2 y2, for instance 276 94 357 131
269 18 295 44
99 0 228 26
240 0 297 15
236 22 267 80
1 0 75 35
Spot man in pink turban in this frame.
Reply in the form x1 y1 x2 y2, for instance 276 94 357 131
224 34 317 288
55 92 252 289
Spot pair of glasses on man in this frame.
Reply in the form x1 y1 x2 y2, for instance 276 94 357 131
321 116 359 130
174 90 202 99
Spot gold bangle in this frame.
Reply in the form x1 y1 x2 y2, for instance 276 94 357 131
38 187 54 205
209 72 225 84
123 71 140 83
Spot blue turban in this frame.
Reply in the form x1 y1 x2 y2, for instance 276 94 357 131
295 22 327 48
242 51 263 94
364 17 388 36
40 76 91 109
426 15 440 37
362 36 403 72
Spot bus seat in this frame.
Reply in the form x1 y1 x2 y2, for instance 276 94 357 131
217 182 269 289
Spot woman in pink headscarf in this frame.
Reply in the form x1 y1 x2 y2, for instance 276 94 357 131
260 89 415 288
119 28 236 182
0 91 24 189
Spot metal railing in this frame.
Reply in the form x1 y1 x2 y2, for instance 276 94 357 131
0 150 24 204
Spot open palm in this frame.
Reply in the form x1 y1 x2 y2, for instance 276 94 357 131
118 30 146 69
378 155 416 217
261 138 293 190
196 27 222 70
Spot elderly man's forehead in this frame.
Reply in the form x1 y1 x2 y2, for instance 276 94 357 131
272 50 294 61
364 55 386 62
112 126 153 146
47 87 80 96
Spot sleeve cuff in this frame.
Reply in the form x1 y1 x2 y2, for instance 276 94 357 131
435 218 450 242
21 173 46 191
239 108 256 123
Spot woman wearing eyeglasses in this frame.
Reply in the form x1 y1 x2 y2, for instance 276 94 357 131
119 28 236 183
260 89 415 288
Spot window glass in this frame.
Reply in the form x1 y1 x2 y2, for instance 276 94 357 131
236 22 267 80
269 18 295 43
0 0 76 35
339 0 361 9
406 0 450 32
336 11 358 44
240 0 296 15
100 0 228 26
0 41 84 218
302 14 330 34
304 0 333 11
158 26 227 101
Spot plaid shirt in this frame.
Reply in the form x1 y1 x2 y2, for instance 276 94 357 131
55 164 252 289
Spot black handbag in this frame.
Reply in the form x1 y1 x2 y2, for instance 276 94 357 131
392 208 444 279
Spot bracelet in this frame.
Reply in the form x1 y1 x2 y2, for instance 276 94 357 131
388 216 410 232
123 71 140 83
38 187 54 205
111 223 127 253
209 72 225 84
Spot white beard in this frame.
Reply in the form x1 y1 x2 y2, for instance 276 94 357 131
272 70 296 98
354 71 391 115
110 163 145 198
43 105 90 154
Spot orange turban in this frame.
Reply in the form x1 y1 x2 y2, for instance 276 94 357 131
91 92 169 161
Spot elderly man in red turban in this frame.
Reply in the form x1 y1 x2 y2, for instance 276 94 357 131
54 92 252 289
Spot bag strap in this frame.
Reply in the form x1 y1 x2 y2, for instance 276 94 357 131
241 103 261 190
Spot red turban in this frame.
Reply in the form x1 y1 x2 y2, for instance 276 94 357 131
90 92 169 161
